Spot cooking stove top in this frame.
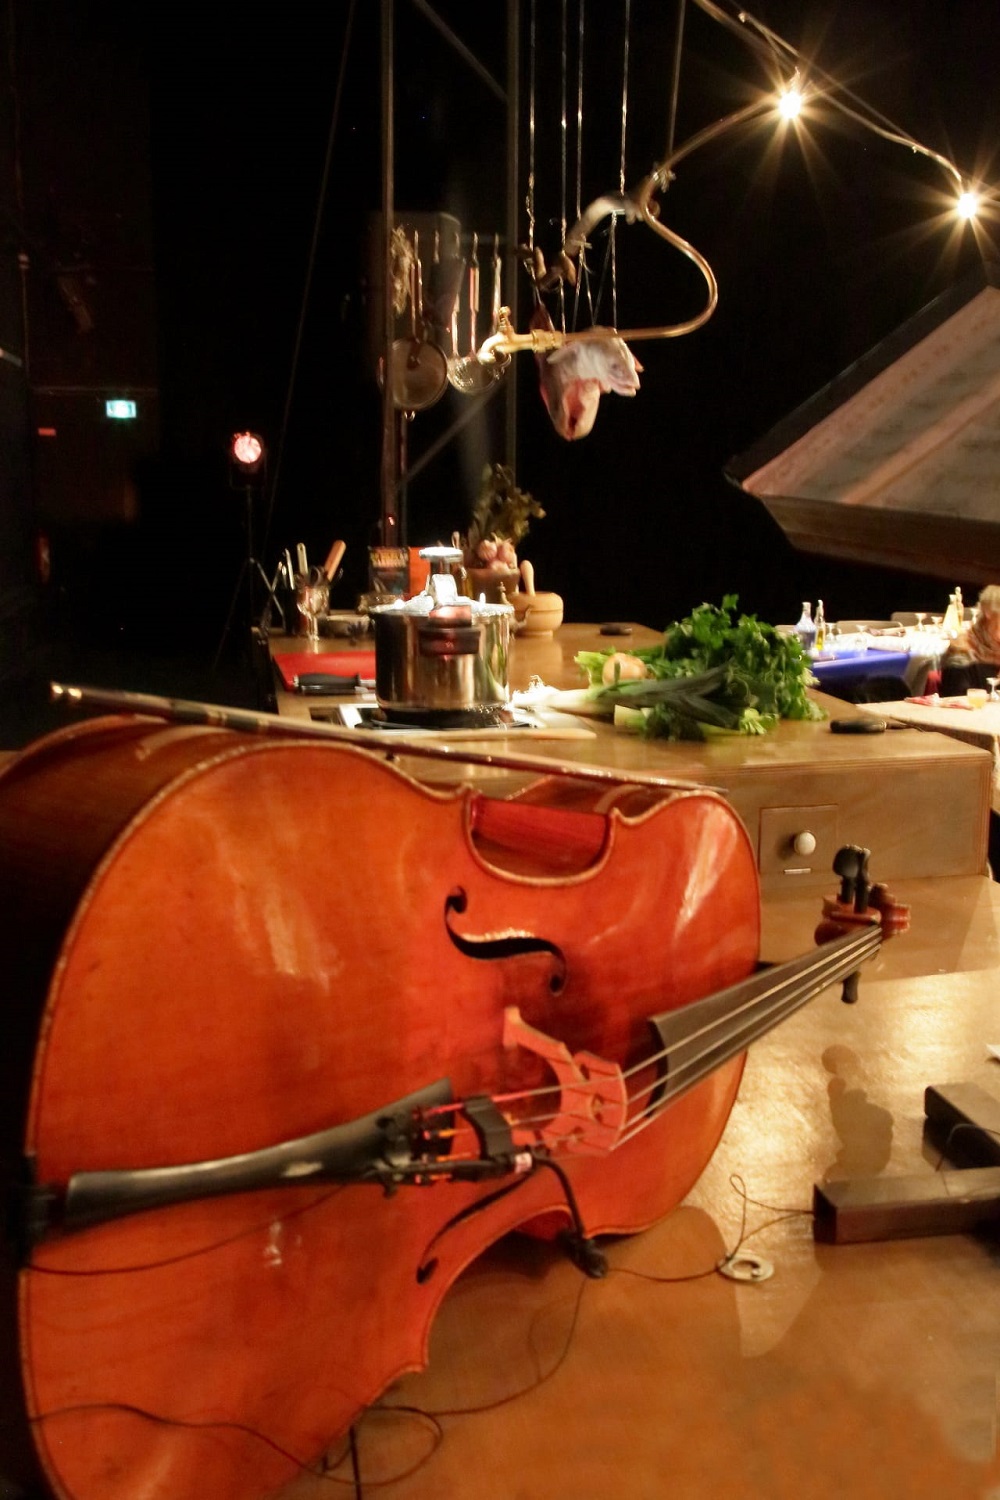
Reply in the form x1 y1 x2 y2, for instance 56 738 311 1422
310 702 545 732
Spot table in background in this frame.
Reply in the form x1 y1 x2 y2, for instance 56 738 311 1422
810 646 912 688
862 694 1000 813
809 627 949 695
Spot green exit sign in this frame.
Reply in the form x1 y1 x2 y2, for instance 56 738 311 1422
105 399 137 419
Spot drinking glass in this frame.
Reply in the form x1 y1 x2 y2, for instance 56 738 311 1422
295 570 330 641
914 612 926 631
988 676 999 703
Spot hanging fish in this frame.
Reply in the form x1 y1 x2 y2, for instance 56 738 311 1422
530 304 642 441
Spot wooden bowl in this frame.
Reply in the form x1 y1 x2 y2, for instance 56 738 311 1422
513 590 563 637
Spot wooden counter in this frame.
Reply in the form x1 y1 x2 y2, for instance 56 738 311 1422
269 624 993 889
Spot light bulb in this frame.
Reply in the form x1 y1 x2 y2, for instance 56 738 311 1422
778 73 804 120
230 431 265 469
956 189 980 220
778 88 803 120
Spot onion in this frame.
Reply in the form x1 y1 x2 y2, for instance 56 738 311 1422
601 652 648 686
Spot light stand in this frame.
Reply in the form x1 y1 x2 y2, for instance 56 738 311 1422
212 432 280 686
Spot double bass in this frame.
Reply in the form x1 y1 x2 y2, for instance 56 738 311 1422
0 699 906 1499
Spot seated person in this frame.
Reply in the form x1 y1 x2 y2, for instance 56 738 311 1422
940 584 1000 695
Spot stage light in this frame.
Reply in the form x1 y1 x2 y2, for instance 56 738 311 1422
230 431 265 473
956 190 980 220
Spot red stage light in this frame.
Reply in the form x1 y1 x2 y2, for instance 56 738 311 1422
230 431 265 471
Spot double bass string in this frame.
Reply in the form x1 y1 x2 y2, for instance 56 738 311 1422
438 924 883 1158
612 926 882 1151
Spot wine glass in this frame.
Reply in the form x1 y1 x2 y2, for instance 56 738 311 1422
914 611 926 632
295 569 330 643
988 676 999 703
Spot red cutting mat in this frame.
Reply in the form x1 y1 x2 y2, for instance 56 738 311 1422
272 650 376 689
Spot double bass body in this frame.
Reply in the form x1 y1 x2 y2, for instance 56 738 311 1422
0 716 759 1499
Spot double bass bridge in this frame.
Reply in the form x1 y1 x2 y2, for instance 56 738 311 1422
500 1006 627 1156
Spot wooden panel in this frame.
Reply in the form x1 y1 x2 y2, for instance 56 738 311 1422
753 490 1000 580
727 269 1000 579
727 753 990 888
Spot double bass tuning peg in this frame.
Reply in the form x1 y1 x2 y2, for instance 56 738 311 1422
833 844 871 910
818 845 909 1006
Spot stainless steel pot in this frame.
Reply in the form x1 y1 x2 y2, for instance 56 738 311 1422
372 577 512 721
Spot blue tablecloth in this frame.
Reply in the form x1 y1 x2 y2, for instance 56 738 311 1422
809 649 912 684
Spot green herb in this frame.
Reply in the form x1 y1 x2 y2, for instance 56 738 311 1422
465 464 545 553
576 595 823 741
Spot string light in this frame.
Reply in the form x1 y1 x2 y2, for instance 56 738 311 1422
956 189 981 221
481 0 987 363
777 72 803 121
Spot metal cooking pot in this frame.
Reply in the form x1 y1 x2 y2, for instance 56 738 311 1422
372 575 512 721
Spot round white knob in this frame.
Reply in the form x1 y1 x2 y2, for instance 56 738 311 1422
793 831 817 856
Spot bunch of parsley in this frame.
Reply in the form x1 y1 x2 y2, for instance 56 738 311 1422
575 595 823 741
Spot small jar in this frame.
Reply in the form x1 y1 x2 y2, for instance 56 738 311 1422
419 545 470 597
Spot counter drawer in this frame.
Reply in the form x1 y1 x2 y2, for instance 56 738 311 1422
727 756 991 888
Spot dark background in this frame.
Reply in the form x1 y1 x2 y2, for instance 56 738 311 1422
1 0 997 744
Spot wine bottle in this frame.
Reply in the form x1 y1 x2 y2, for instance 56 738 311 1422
815 599 827 652
795 602 816 651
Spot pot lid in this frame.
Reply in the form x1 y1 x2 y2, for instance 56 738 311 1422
725 262 1000 581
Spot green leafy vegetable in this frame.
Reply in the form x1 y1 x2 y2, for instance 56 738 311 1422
575 595 823 741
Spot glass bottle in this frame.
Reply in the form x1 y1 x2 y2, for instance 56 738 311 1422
815 599 827 652
795 601 816 651
942 591 959 636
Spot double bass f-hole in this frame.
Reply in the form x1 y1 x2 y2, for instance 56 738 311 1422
443 887 568 993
